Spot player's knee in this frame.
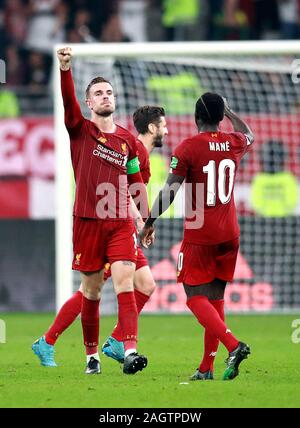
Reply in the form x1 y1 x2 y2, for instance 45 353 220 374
115 282 134 294
135 277 156 296
81 279 102 300
114 274 134 294
79 282 102 297
82 288 100 300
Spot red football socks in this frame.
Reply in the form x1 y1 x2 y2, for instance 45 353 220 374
117 291 138 351
81 295 100 355
112 289 149 342
186 295 238 353
45 290 83 345
134 288 150 313
199 299 225 373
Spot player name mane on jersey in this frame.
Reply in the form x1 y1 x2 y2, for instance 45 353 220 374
209 141 230 151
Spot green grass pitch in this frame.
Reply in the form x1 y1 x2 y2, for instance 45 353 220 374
0 313 299 408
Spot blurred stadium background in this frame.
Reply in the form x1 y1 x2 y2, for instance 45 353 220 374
1 0 300 315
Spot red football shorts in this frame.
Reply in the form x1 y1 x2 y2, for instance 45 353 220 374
72 216 137 272
103 245 148 281
176 238 239 285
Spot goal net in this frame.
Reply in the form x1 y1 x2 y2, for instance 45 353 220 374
54 41 300 314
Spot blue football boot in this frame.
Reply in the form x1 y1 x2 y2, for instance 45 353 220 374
102 336 125 363
32 336 57 367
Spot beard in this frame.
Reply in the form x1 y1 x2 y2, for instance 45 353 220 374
95 105 115 117
152 134 163 148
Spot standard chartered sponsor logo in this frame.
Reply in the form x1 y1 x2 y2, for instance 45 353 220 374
97 144 125 159
93 144 128 166
93 144 127 166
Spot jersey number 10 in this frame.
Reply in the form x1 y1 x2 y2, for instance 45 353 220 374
203 159 235 206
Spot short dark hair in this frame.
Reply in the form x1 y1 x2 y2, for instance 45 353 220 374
195 92 224 126
85 77 112 98
133 105 165 134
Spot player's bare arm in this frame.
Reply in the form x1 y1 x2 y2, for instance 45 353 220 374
140 173 184 248
57 47 72 71
224 99 254 144
130 186 154 247
129 195 144 232
127 170 149 221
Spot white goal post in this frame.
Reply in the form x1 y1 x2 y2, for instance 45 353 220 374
54 41 300 313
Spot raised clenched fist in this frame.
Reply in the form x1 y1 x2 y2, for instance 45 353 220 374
57 47 72 71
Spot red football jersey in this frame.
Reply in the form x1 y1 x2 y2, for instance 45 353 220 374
136 139 151 185
61 69 140 219
170 131 252 244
